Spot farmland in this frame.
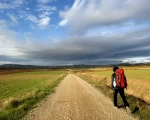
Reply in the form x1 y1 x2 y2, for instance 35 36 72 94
78 67 150 103
0 70 66 119
75 66 150 120
1 66 150 120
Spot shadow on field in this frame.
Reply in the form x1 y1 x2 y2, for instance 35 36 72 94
131 106 139 113
117 104 139 114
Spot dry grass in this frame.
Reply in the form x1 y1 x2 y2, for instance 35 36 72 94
76 67 150 104
127 79 150 103
75 67 150 120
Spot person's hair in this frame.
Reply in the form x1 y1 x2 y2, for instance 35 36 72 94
113 66 119 72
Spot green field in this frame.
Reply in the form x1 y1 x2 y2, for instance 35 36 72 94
0 70 64 99
0 70 65 120
88 69 150 80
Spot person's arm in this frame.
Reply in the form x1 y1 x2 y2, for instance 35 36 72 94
111 74 114 89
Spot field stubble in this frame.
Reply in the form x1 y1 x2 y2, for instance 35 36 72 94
76 69 150 104
75 68 150 120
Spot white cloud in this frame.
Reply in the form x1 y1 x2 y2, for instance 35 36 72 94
0 20 8 28
8 14 19 25
59 0 150 34
38 0 57 4
38 0 51 4
36 4 56 12
59 19 68 26
0 20 24 56
15 26 149 65
24 32 32 36
0 0 55 29
122 57 150 64
1 0 150 65
39 11 53 18
24 4 56 28
0 3 14 9
0 18 150 65
13 0 24 5
26 14 50 28
0 0 24 9
39 17 51 28
0 61 12 64
26 14 39 23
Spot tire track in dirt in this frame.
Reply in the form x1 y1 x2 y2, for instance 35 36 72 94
24 74 136 120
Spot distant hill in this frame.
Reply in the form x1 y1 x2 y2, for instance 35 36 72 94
0 63 150 70
118 62 150 66
0 64 50 70
0 64 106 70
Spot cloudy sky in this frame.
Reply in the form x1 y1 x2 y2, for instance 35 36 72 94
0 0 150 66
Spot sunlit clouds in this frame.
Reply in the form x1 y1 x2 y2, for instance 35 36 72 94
0 0 150 65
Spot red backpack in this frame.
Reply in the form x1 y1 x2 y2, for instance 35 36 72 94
115 68 127 88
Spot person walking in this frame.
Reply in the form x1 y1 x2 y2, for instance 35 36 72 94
111 66 129 108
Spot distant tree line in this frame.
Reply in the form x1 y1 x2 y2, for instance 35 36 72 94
0 63 150 70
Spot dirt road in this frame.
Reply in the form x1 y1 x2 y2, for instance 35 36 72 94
25 74 135 120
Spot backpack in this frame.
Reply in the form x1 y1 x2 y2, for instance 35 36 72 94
115 68 127 88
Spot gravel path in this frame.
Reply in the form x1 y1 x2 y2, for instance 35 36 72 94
24 74 136 120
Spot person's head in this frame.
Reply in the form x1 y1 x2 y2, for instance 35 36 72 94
113 66 119 72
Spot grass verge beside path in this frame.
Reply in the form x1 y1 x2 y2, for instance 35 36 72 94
76 73 150 120
0 71 66 120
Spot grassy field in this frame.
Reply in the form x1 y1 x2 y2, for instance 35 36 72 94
87 68 150 80
0 70 66 120
85 68 150 103
75 66 150 120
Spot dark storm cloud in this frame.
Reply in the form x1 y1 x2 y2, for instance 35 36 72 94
20 27 150 65
1 26 150 65
1 0 150 65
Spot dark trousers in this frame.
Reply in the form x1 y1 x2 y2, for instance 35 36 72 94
114 88 129 107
